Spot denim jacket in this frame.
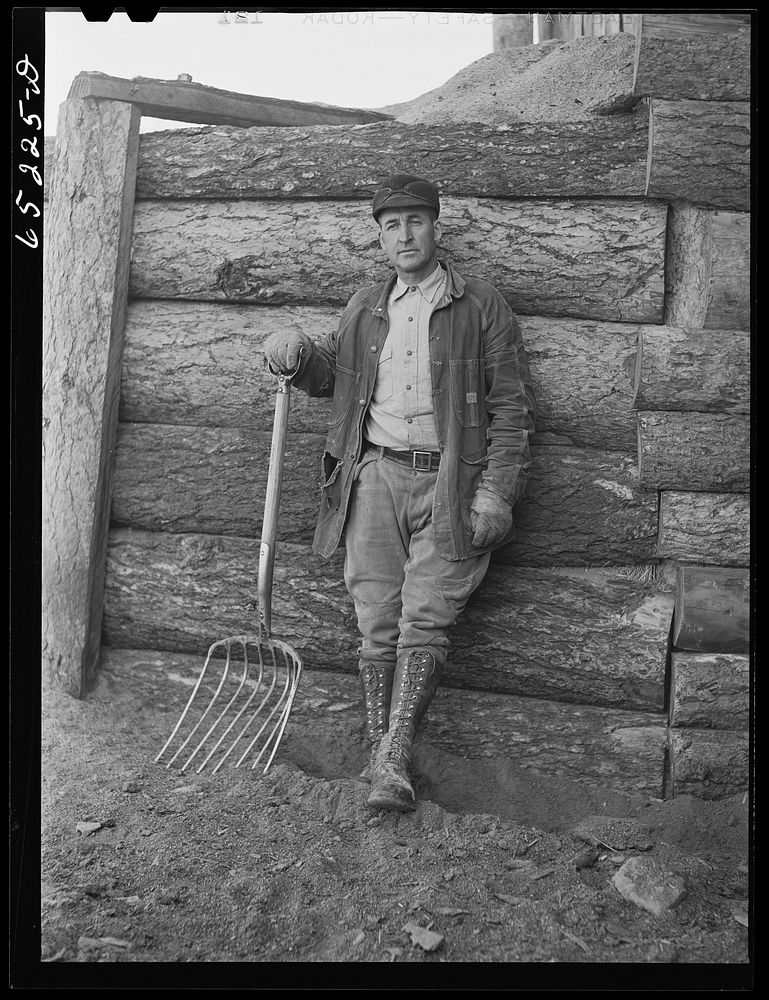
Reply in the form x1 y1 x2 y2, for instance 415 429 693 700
293 259 535 562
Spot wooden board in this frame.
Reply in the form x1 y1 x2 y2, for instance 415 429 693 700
658 492 750 566
42 98 141 698
133 112 649 200
119 302 641 450
646 99 750 211
637 412 750 493
669 727 749 800
673 565 750 654
664 204 750 331
111 426 658 567
67 70 392 127
128 197 668 322
633 326 750 414
102 530 674 712
636 13 751 40
102 647 667 797
633 23 750 100
670 653 750 729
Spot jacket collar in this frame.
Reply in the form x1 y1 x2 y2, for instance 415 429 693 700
369 258 465 317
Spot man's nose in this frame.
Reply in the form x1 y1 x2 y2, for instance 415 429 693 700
397 222 413 242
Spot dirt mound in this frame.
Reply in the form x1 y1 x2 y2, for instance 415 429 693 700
379 33 638 124
31 659 751 974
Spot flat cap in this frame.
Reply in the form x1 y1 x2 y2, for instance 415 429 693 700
372 173 440 221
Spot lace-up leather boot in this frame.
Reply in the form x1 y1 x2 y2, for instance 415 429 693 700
367 649 441 812
358 661 395 782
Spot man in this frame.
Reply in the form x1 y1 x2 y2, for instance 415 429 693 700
264 174 535 812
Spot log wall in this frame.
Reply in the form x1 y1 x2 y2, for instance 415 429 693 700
46 40 751 799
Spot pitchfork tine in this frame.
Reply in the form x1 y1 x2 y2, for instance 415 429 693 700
179 641 257 772
155 643 231 766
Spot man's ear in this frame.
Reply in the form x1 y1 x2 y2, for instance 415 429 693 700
378 228 386 250
433 219 443 242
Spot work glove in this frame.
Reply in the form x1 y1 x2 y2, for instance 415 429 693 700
263 330 313 375
470 483 513 548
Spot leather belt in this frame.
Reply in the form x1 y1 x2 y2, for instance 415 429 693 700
366 443 441 472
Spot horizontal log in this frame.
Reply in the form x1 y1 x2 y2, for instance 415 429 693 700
633 23 750 100
120 301 641 450
111 424 322 543
133 112 649 200
646 100 749 211
658 492 750 566
633 327 750 413
103 529 674 711
670 653 750 730
673 565 750 654
128 198 667 322
669 727 749 800
664 204 750 331
637 412 750 492
636 13 752 39
101 648 666 797
111 426 658 566
68 71 391 128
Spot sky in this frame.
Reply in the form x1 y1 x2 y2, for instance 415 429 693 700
44 9 498 132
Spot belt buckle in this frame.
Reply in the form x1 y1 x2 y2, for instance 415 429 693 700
412 450 433 471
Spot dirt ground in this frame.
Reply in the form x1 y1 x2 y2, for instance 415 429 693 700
32 649 752 985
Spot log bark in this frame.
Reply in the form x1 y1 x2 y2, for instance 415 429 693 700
111 427 658 567
102 529 674 712
664 203 750 331
128 197 667 322
637 412 750 492
658 492 750 566
101 648 666 797
669 727 749 800
633 327 750 414
646 100 749 211
67 70 391 128
670 653 750 729
120 302 641 450
673 565 750 654
633 24 750 100
42 98 141 697
134 113 649 200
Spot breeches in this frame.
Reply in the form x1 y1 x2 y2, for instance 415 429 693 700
343 451 490 667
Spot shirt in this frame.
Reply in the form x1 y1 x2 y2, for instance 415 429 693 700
364 263 447 450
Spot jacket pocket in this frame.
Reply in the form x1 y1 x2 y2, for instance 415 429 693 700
328 365 361 428
320 451 344 512
371 344 393 404
449 358 485 427
459 453 488 532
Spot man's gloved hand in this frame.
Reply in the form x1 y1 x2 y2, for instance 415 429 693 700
263 330 313 375
470 483 513 548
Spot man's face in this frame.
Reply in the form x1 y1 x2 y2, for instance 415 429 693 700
378 207 442 284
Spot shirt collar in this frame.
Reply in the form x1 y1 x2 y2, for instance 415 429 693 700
390 263 446 304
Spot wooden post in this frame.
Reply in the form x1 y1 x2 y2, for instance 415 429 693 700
493 14 533 50
42 97 141 697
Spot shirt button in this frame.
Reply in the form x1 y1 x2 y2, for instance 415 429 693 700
370 345 377 352
408 317 414 322
405 385 412 390
406 350 413 356
407 418 413 424
410 286 417 292
359 399 366 406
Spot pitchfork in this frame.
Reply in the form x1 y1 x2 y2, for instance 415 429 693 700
155 365 303 775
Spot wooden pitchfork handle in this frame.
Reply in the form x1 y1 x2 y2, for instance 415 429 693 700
258 359 301 638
